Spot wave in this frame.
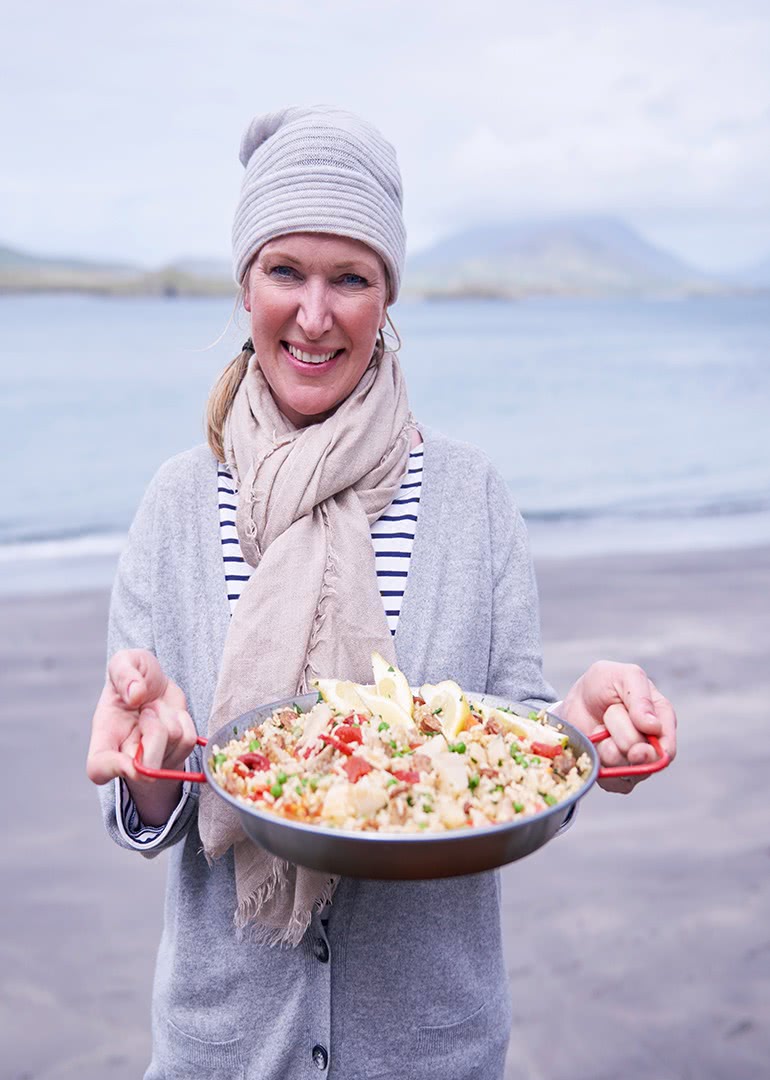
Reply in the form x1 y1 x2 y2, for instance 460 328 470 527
0 530 127 563
3 489 770 565
523 491 770 524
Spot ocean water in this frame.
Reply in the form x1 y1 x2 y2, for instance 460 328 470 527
2 292 769 594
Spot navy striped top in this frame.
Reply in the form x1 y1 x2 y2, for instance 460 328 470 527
218 447 424 635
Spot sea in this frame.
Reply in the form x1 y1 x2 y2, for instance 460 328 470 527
2 291 769 596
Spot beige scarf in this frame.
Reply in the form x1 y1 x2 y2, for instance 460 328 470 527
198 350 416 946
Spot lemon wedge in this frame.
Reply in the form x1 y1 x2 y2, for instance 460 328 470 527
312 679 367 717
371 651 414 717
354 686 413 734
420 680 472 741
488 708 564 746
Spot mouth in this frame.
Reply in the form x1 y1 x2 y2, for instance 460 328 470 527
282 341 345 369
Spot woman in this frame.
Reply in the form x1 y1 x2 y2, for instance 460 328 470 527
87 105 676 1079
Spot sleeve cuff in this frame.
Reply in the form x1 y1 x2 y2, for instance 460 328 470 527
115 763 192 850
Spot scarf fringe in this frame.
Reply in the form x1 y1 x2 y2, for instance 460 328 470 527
233 867 339 949
234 850 291 922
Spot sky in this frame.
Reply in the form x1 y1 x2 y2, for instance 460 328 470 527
3 0 770 273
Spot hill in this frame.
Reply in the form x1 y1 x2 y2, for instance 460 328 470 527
0 244 234 297
403 216 720 298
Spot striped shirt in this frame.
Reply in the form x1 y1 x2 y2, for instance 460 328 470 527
218 447 424 634
118 447 423 846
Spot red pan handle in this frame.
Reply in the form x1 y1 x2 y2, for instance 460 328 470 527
134 735 209 784
590 727 671 778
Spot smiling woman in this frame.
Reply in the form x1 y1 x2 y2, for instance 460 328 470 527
87 103 676 1080
244 233 390 427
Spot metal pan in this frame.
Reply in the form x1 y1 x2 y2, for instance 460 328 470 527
134 691 670 880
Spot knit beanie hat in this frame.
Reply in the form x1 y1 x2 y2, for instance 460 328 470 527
232 105 406 300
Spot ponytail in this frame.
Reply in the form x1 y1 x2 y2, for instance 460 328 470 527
205 340 253 463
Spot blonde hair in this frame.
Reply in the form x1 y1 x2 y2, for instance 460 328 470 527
205 302 401 463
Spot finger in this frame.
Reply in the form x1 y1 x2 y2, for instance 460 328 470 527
176 707 199 757
612 664 662 736
137 706 170 771
650 684 678 762
595 733 625 768
627 740 657 765
86 747 138 785
600 702 651 759
87 683 137 765
108 649 167 709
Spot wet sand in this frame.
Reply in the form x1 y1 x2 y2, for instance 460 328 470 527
1 546 768 1079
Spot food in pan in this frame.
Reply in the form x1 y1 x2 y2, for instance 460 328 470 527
209 655 591 833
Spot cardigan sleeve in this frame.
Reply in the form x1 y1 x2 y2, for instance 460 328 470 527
485 465 558 708
96 465 199 859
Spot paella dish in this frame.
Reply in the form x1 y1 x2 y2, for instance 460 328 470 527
209 654 591 833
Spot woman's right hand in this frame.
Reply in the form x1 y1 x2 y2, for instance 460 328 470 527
86 649 198 785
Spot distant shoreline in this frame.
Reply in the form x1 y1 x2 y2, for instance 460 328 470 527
0 272 765 301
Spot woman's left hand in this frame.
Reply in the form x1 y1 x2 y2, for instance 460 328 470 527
556 661 677 794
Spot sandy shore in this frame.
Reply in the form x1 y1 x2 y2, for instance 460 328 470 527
1 546 768 1080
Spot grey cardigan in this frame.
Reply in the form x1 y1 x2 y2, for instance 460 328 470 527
98 426 555 1080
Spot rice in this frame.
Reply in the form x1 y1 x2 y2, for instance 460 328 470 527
209 697 591 834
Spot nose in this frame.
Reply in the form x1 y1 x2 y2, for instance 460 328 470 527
296 280 334 340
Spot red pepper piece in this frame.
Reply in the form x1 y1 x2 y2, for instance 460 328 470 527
237 751 272 771
343 756 373 783
413 695 426 706
320 733 354 756
530 741 561 759
335 725 364 746
391 769 420 784
341 712 368 725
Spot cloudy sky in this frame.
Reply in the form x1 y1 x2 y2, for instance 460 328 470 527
3 0 769 271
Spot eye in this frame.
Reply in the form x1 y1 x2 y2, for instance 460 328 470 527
269 265 299 280
339 273 369 287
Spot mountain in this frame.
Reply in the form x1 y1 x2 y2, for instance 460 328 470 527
404 216 718 298
0 244 233 297
0 243 134 275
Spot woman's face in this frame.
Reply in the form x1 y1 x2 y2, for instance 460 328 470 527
243 232 389 428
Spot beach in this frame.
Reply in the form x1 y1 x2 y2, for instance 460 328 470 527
1 544 768 1080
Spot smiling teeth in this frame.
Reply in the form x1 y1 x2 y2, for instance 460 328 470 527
286 343 338 364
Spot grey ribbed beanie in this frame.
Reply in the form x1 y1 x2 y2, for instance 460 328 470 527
232 105 406 299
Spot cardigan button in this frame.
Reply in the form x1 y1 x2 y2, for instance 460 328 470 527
312 1044 329 1070
313 937 330 963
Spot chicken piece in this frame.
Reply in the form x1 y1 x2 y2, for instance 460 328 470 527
553 750 576 779
275 708 299 730
416 704 443 735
